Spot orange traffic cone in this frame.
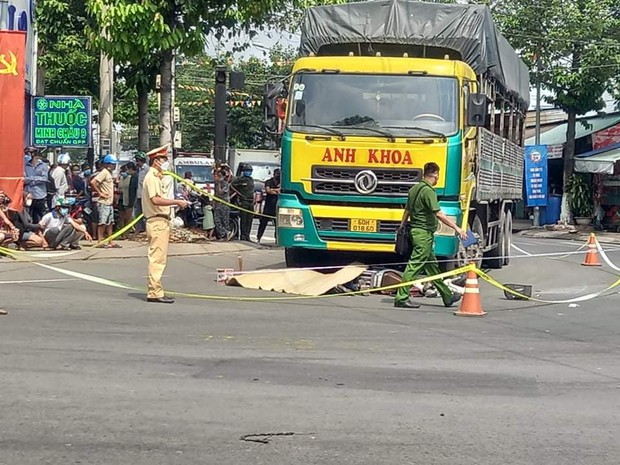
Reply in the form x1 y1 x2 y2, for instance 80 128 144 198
582 233 601 267
454 269 486 317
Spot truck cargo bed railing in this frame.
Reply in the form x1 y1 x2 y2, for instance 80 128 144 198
475 128 524 202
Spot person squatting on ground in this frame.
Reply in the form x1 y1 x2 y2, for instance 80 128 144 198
9 191 47 249
394 162 468 309
90 154 121 248
231 163 255 242
142 146 190 304
0 191 19 247
40 198 92 250
256 168 280 244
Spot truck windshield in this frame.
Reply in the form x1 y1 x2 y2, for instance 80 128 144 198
175 165 214 184
287 73 458 137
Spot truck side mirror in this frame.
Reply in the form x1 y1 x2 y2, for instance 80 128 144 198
467 93 487 127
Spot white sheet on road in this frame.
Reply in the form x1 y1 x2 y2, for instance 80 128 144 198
227 265 367 296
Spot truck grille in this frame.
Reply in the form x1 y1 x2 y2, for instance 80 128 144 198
314 218 401 234
306 166 421 196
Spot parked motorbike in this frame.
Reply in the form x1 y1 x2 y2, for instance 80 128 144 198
69 197 94 236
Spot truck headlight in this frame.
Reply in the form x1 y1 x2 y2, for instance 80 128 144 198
435 215 459 236
278 208 304 229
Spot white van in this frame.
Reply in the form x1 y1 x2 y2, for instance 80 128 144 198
173 154 215 195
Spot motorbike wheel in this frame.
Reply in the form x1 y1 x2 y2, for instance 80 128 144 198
228 217 240 240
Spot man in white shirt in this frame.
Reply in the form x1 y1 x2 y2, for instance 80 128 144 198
51 153 71 204
40 198 91 250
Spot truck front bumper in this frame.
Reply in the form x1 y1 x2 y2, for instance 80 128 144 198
276 194 461 257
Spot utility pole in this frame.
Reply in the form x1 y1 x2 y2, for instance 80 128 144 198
98 5 114 159
214 66 227 165
533 57 542 228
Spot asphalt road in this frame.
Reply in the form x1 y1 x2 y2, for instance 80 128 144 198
1 236 620 464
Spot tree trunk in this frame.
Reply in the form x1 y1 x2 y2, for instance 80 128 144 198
137 84 150 151
159 50 173 147
560 109 577 224
36 44 46 95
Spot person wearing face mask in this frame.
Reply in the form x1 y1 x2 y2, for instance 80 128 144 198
231 163 256 242
142 145 191 304
39 198 92 250
117 163 136 237
9 191 47 249
393 163 467 309
52 153 71 204
90 154 120 248
256 168 281 244
24 148 50 223
69 164 86 198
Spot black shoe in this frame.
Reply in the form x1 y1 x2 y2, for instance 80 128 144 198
443 294 462 308
394 300 421 309
70 245 82 250
147 296 175 304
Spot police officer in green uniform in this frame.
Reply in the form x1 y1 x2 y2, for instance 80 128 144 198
231 163 255 241
394 162 468 309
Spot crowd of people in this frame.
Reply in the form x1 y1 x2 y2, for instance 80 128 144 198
0 148 281 253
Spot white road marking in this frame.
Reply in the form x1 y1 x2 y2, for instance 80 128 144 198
511 243 532 256
0 278 78 285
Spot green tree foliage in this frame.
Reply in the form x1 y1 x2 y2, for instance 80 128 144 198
493 0 620 219
36 0 98 96
176 46 296 152
36 0 141 129
87 0 347 148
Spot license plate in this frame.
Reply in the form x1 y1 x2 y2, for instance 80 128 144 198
350 218 377 233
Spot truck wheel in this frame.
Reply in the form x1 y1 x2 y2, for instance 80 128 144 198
503 210 513 266
484 213 505 269
456 216 484 269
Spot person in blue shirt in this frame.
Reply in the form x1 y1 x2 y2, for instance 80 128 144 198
24 149 49 223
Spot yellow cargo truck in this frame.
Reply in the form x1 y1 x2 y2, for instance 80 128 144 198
264 0 529 268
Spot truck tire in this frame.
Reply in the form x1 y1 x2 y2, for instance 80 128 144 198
456 215 484 269
503 210 513 266
484 213 505 269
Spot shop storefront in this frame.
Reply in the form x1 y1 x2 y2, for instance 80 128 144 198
575 143 620 232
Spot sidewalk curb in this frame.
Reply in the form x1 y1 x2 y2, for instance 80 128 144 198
517 230 620 245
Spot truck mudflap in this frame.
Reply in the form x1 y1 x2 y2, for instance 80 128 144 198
276 193 460 257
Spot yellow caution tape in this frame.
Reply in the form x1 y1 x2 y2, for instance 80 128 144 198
91 214 144 248
474 267 620 304
31 260 474 302
165 170 277 220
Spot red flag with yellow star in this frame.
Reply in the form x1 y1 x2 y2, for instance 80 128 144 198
0 31 26 211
